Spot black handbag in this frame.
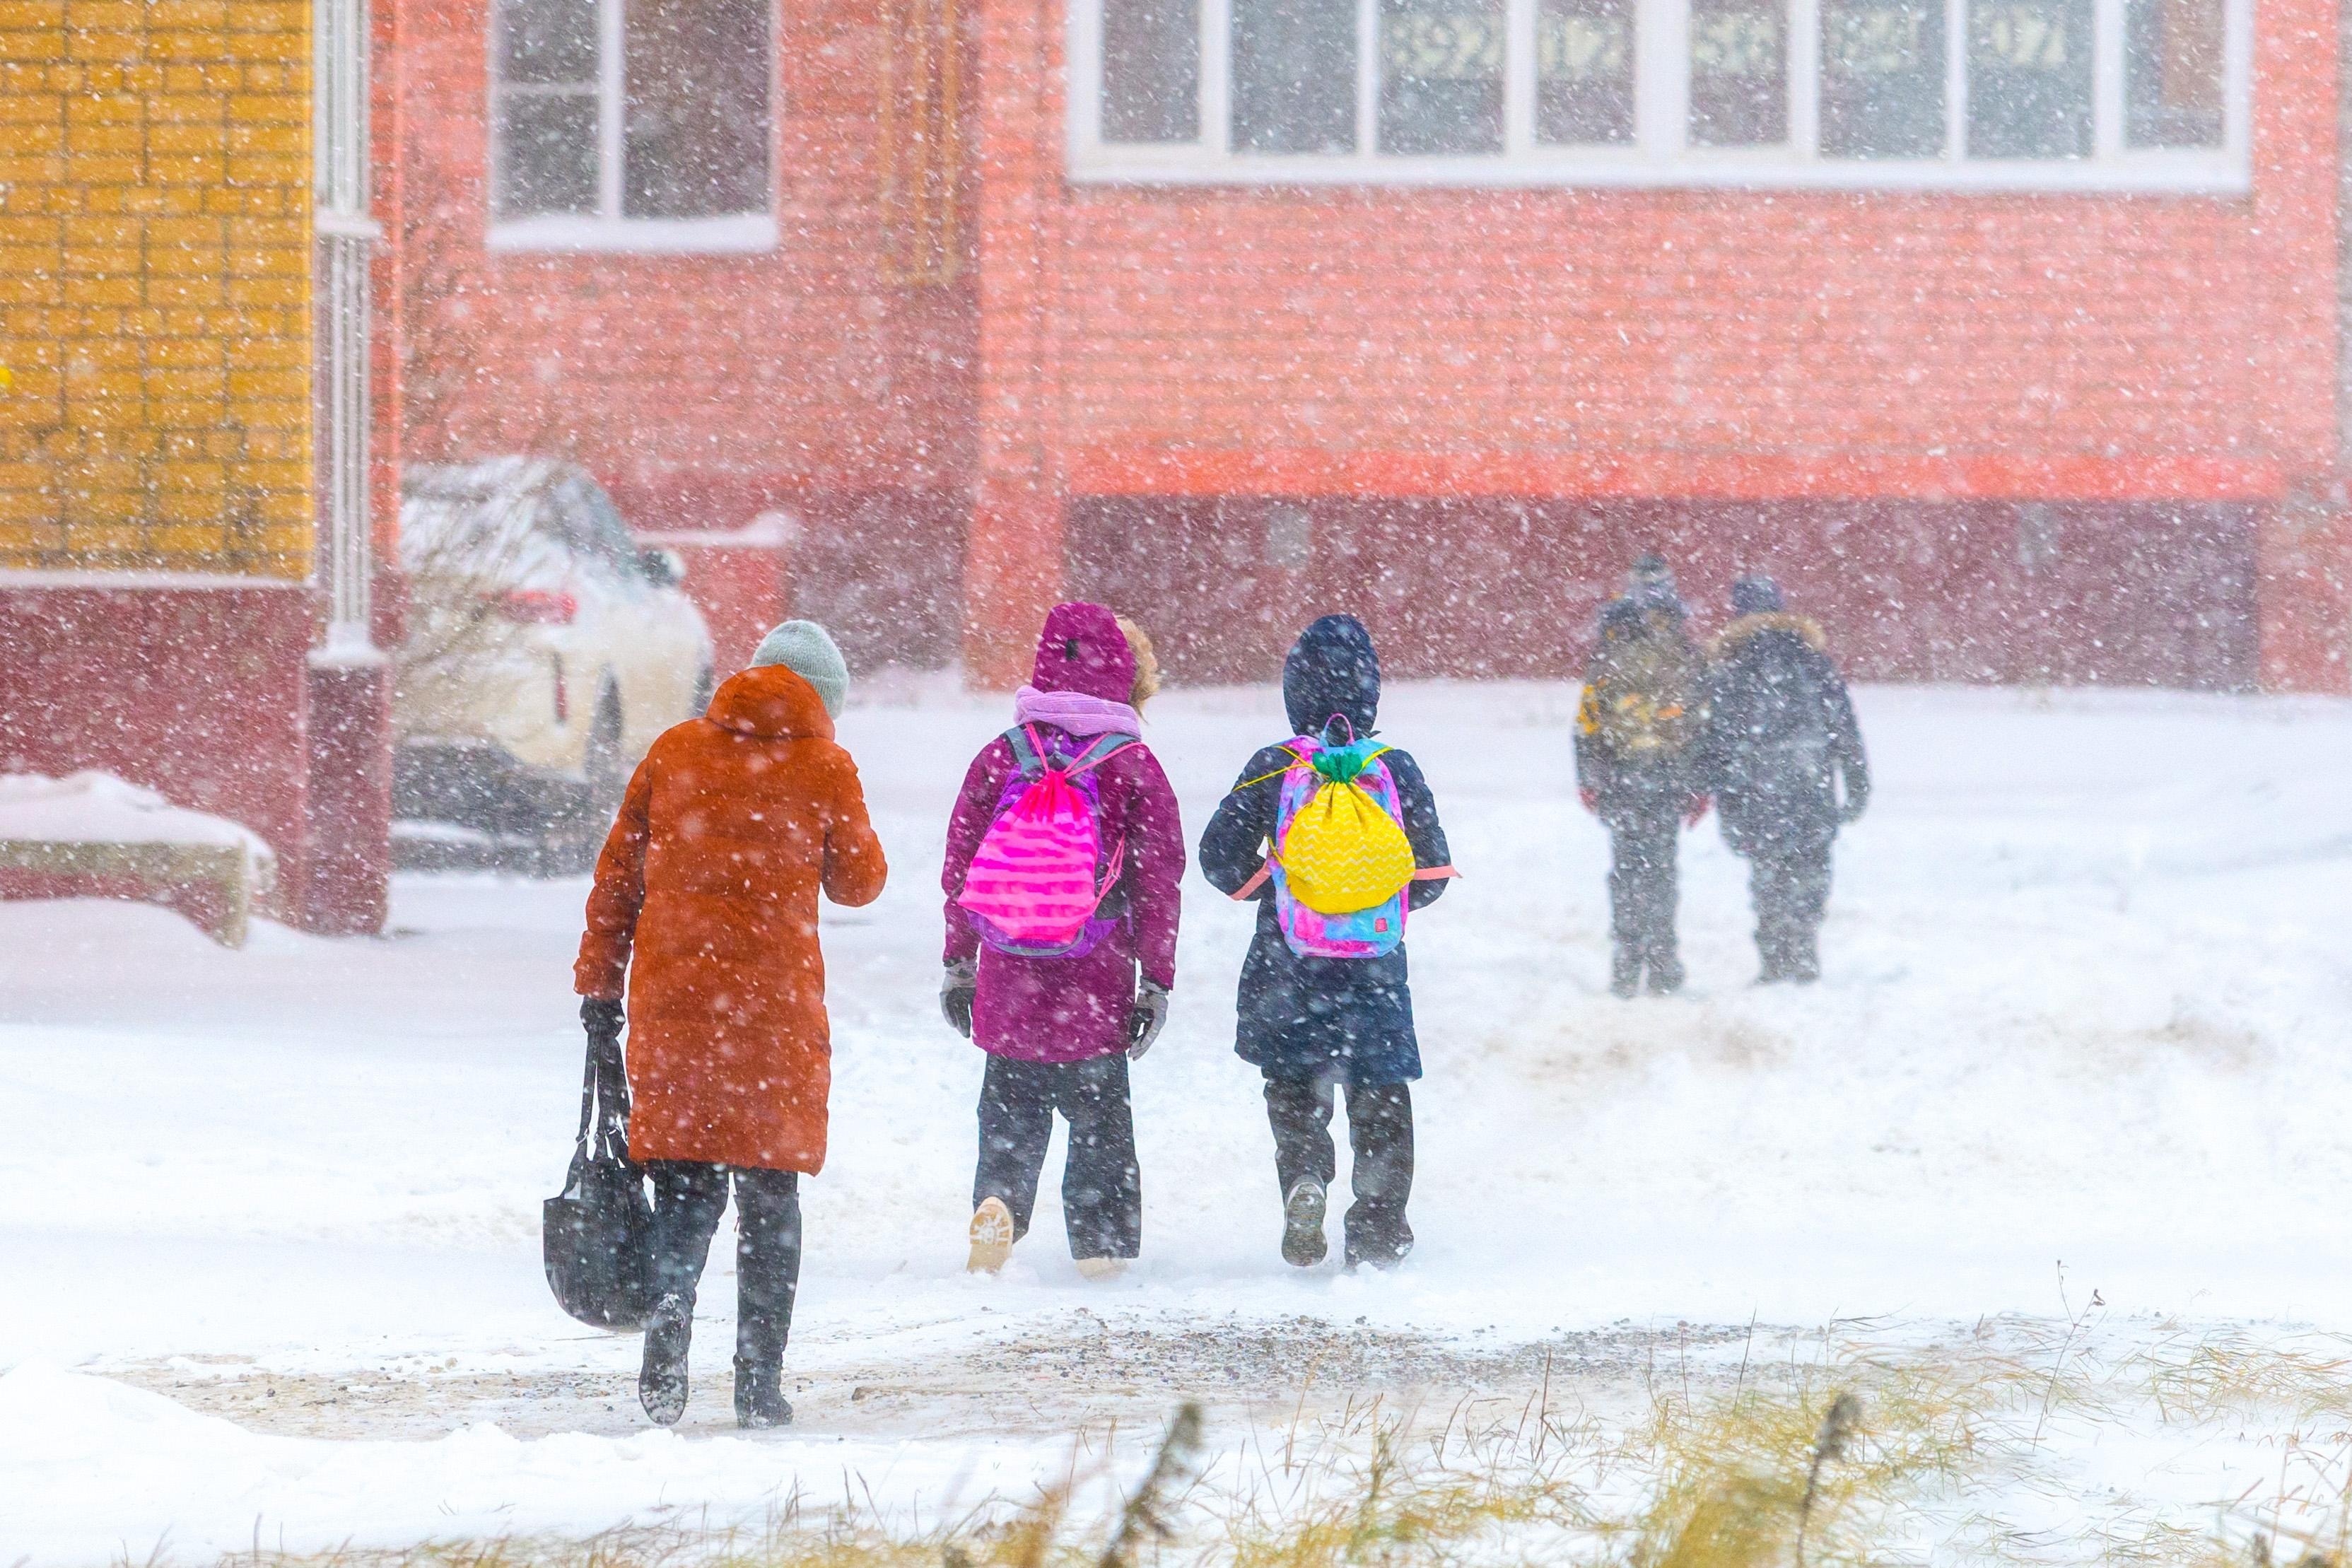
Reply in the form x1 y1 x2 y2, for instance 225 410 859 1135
542 1033 658 1329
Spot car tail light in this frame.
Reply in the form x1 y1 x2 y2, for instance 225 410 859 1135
487 588 576 625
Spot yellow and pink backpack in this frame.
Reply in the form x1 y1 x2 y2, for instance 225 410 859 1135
1232 725 1455 959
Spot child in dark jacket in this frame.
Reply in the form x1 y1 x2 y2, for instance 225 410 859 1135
1198 616 1453 1270
1699 575 1869 983
939 603 1185 1280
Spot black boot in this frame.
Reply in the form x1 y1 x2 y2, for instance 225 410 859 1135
733 1355 792 1428
639 1292 692 1426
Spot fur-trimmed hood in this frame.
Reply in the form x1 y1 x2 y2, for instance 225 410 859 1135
1712 612 1826 658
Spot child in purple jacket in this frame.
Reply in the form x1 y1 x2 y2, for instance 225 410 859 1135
940 602 1185 1279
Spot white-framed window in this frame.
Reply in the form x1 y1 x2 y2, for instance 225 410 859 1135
488 0 778 252
1068 0 2249 189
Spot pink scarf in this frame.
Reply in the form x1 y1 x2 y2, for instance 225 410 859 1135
1013 684 1142 738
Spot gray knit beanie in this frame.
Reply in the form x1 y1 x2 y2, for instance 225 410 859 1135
749 619 849 718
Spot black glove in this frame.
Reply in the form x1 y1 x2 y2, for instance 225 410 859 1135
941 960 977 1039
1127 980 1170 1060
580 996 625 1043
578 997 631 1149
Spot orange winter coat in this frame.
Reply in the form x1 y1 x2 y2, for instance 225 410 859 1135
574 664 887 1172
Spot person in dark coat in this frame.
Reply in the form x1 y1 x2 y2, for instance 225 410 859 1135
939 604 1186 1280
1700 575 1869 983
1198 616 1452 1270
1574 561 1709 997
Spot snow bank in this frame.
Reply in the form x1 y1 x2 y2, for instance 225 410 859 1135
0 771 274 862
0 1362 1070 1563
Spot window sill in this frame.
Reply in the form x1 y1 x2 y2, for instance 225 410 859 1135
1064 148 2252 197
485 214 780 255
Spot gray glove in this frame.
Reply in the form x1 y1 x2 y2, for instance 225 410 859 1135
1127 979 1170 1060
941 959 977 1039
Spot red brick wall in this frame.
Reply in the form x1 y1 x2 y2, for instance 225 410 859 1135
394 0 976 665
1017 0 2335 497
1069 497 2264 689
964 0 2341 686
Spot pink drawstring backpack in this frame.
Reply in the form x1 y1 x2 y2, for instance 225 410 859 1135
956 725 1137 958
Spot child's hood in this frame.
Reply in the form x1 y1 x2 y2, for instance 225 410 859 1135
1283 614 1381 737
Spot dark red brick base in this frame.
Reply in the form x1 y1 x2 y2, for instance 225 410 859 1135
0 582 394 933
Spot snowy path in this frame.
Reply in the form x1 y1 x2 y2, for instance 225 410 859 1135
5 681 2352 1560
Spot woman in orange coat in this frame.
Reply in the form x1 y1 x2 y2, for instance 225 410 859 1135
575 619 887 1429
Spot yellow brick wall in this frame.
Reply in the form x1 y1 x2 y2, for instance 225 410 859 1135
0 0 312 577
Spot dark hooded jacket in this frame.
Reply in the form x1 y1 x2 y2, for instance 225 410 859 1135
1197 616 1451 1085
1699 612 1868 857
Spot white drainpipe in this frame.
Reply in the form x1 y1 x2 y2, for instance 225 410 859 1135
314 0 379 664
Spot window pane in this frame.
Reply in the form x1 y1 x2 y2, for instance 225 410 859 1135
1379 0 1503 153
1690 0 1788 146
494 93 599 216
1536 0 1633 144
624 0 772 217
1104 0 1200 142
1232 0 1357 153
1967 0 2091 157
2126 0 2223 147
1820 0 1943 157
498 0 597 86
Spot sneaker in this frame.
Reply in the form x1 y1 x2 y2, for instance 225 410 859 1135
1074 1256 1128 1282
1280 1178 1328 1268
638 1292 693 1427
733 1355 792 1429
967 1196 1014 1273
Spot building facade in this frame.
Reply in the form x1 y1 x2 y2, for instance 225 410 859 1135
403 0 2348 694
0 0 395 930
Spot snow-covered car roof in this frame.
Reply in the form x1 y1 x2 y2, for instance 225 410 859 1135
400 459 637 578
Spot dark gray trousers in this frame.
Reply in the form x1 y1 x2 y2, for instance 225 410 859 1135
1264 1076 1415 1266
1750 842 1833 978
1608 813 1683 983
646 1162 801 1365
974 1053 1142 1260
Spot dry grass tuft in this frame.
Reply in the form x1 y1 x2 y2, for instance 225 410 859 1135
158 1326 2352 1568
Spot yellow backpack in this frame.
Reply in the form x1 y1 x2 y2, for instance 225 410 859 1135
1276 737 1418 916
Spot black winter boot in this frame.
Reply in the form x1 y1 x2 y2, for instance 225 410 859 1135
639 1292 692 1426
734 1355 792 1428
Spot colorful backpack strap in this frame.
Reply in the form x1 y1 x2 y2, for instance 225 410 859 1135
1227 739 1314 899
1007 724 1136 780
1005 725 1045 778
1063 731 1137 778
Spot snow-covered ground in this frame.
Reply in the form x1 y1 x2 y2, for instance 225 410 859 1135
6 680 2352 1562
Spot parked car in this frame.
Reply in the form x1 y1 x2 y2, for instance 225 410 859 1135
395 459 715 853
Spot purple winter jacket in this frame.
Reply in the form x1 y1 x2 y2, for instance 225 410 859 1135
941 732 1186 1062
